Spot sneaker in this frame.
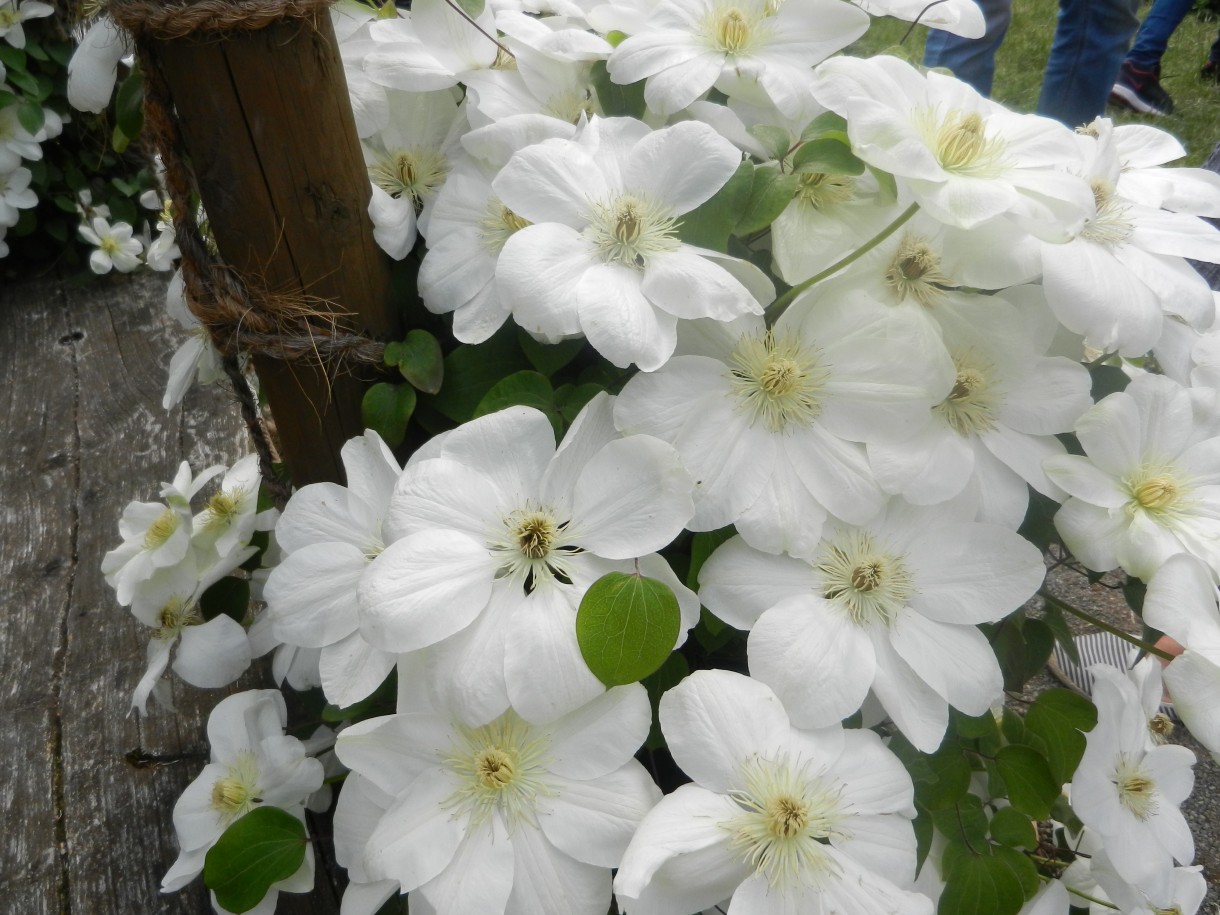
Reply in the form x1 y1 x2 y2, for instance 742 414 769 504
1202 59 1220 83
1109 61 1175 116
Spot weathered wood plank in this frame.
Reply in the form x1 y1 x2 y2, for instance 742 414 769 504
0 271 337 913
0 276 78 915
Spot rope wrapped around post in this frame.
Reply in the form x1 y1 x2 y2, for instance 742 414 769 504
103 0 399 491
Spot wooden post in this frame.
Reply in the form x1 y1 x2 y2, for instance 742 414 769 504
145 12 396 486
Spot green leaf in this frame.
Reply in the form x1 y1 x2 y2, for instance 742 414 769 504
914 743 972 812
746 124 793 161
473 370 555 425
913 802 934 875
199 576 252 623
6 66 38 97
361 382 417 447
733 166 797 236
112 126 131 154
992 845 1040 900
989 807 1037 849
952 709 999 740
676 160 754 252
990 616 1054 692
115 69 145 143
938 850 1026 915
1087 362 1130 400
517 330 585 377
932 793 987 849
994 745 1059 819
428 326 530 422
1024 689 1097 784
385 329 444 394
800 111 849 142
452 0 486 18
576 572 682 686
16 99 43 135
0 46 26 71
792 137 865 176
685 527 736 590
590 60 646 119
1050 793 1083 837
0 89 16 110
24 39 49 62
1018 488 1061 554
554 382 603 426
642 651 689 749
204 807 308 914
1123 578 1146 615
1041 604 1079 665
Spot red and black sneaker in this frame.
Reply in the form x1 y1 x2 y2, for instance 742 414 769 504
1202 59 1220 83
1109 61 1175 116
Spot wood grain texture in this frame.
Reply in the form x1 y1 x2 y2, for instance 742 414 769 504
150 15 395 487
0 272 339 914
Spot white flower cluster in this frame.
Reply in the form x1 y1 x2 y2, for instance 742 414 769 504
101 454 278 714
0 0 59 259
93 0 1220 910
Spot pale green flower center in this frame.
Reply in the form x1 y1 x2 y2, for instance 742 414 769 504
199 487 247 532
933 352 1000 435
489 503 579 592
817 529 913 627
587 194 681 268
156 596 203 640
884 233 949 307
544 90 597 125
1113 754 1158 820
369 148 448 207
715 9 751 51
916 108 1008 177
794 172 856 210
1081 179 1133 246
723 754 846 888
143 507 181 550
0 9 17 27
1123 463 1191 521
728 330 827 432
443 711 553 829
99 235 121 256
210 751 262 824
479 199 531 253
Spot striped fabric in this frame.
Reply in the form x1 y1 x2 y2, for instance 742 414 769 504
1048 631 1177 722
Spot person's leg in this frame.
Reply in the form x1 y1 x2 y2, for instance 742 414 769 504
1036 0 1141 126
1125 0 1195 71
922 0 1014 96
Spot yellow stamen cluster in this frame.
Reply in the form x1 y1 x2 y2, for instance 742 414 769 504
817 529 914 627
1081 179 1134 246
369 148 448 207
884 233 950 307
727 330 827 432
795 172 856 210
443 711 553 830
933 353 1000 436
143 508 181 551
915 107 1008 177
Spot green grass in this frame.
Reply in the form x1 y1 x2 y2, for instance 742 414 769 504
847 0 1220 165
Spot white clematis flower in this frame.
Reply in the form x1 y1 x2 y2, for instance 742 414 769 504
1044 373 1220 581
0 0 52 49
78 215 144 274
614 289 953 557
66 15 133 112
264 430 402 708
334 682 661 915
492 116 773 370
359 394 698 724
0 164 37 227
697 499 1044 751
1069 664 1195 891
614 669 932 915
1142 553 1220 762
162 690 324 907
606 0 869 118
810 55 1093 237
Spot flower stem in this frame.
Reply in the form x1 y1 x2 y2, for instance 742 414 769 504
1038 589 1173 661
767 201 920 320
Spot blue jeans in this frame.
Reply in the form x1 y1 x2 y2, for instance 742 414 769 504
923 0 1140 126
1124 0 1194 71
923 0 1012 96
1036 0 1141 125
